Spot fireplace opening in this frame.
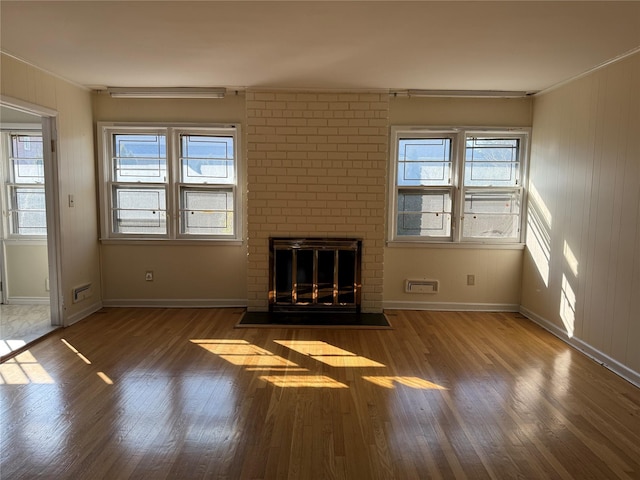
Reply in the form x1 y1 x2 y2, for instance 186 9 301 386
269 238 362 313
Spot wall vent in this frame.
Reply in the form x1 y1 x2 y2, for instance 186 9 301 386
72 283 92 303
405 279 439 294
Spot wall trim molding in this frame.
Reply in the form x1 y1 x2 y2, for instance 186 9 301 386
535 46 640 97
520 306 640 389
102 299 248 308
65 301 103 327
383 301 519 312
5 296 50 305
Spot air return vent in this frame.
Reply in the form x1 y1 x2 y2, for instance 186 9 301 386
405 279 439 294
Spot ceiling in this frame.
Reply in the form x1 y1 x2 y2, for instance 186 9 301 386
1 1 639 93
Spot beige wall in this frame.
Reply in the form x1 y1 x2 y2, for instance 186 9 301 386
93 93 248 305
4 244 48 299
1 53 101 324
522 52 640 378
383 96 532 309
384 247 523 310
389 96 533 127
100 244 246 305
246 91 388 312
96 92 532 312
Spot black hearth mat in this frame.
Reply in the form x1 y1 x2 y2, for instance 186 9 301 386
236 311 391 329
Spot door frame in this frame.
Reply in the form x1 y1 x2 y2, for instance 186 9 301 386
1 95 63 326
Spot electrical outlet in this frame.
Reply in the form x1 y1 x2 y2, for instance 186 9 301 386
145 271 154 281
467 274 475 286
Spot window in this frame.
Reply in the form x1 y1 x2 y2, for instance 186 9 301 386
389 127 528 244
2 133 46 236
98 124 241 240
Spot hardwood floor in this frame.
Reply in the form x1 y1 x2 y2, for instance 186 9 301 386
1 308 639 479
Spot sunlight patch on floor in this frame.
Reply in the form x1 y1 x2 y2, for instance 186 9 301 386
274 340 386 367
0 350 54 384
259 375 348 388
191 339 298 368
61 338 92 364
192 338 442 390
363 376 447 390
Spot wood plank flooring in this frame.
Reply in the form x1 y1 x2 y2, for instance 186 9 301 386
1 308 639 479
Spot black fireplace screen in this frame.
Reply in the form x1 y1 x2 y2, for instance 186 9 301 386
269 238 362 312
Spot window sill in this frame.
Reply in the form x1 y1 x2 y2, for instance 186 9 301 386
3 237 48 246
99 238 245 246
386 240 525 250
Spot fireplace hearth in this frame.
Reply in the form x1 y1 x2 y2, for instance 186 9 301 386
269 238 362 313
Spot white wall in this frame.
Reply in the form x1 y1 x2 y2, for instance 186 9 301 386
522 52 640 382
1 53 102 324
384 96 532 310
92 93 247 306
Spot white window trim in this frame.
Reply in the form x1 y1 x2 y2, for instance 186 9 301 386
97 122 243 243
1 129 47 240
388 126 530 246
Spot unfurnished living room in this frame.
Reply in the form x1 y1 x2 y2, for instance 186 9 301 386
1 1 639 479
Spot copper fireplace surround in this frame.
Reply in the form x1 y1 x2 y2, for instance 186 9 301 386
269 238 362 313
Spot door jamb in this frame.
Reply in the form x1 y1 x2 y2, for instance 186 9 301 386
0 95 63 326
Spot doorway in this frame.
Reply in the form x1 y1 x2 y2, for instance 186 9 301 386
0 101 61 357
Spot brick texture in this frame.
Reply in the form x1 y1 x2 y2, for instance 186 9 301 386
246 90 389 312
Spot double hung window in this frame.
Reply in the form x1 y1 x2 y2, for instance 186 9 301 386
395 135 455 239
390 127 528 244
2 133 46 236
99 124 240 240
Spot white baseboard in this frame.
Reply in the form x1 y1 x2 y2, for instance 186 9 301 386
101 298 248 308
5 296 50 305
383 301 520 312
520 306 640 389
65 301 103 327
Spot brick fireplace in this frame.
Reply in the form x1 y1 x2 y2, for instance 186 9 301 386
246 90 389 313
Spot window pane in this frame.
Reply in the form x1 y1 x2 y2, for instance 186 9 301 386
398 138 452 186
9 187 47 235
14 211 47 235
15 186 45 210
12 135 43 159
11 135 44 184
180 188 234 235
181 135 234 184
465 138 520 187
463 190 520 239
113 134 167 183
113 187 166 234
397 190 452 237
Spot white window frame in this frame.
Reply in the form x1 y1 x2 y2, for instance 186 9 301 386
388 126 529 245
97 122 242 242
1 130 47 239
